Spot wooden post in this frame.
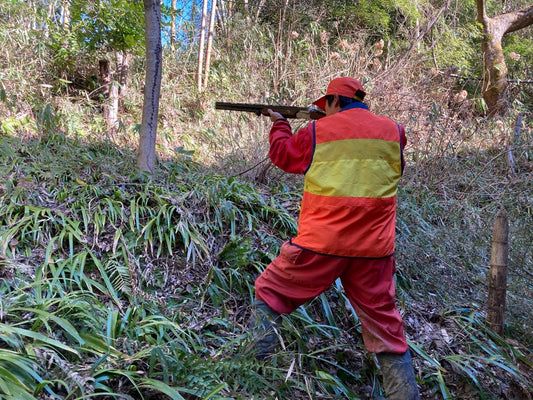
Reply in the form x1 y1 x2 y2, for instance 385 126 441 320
486 212 509 335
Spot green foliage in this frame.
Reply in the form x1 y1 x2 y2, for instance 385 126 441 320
328 0 423 40
0 116 34 136
256 0 423 42
70 0 145 54
503 32 533 110
432 23 482 75
349 0 389 36
48 29 83 74
0 124 313 397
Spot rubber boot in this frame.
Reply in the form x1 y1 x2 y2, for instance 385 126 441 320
377 350 420 400
249 300 281 360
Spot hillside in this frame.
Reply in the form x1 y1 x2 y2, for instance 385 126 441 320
1 1 533 399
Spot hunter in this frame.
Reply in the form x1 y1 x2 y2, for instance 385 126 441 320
251 77 420 399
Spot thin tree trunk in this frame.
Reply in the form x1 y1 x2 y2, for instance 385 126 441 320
108 79 119 131
137 0 162 175
29 0 37 30
487 213 509 336
171 0 177 51
47 0 56 23
227 0 234 19
414 0 420 51
203 0 217 90
196 0 208 91
99 59 112 127
100 57 119 131
244 0 250 24
216 0 226 36
116 51 131 112
255 0 266 23
61 0 70 27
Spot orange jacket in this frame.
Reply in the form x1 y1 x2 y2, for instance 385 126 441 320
270 104 405 258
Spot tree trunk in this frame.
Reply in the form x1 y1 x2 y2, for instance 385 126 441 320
216 0 226 35
477 1 533 115
486 213 509 336
99 59 110 102
108 78 119 130
137 0 162 175
196 0 208 91
170 0 177 51
227 0 234 19
47 0 56 23
203 0 217 90
254 0 266 23
244 0 250 24
99 58 119 131
116 51 131 112
99 59 111 123
61 0 70 27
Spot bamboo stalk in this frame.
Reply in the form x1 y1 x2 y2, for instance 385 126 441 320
506 114 523 175
203 0 217 90
196 0 208 91
486 212 509 335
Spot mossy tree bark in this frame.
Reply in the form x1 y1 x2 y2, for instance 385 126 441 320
476 1 533 115
137 0 162 175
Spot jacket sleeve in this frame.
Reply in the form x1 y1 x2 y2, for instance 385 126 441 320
268 119 314 174
399 124 407 171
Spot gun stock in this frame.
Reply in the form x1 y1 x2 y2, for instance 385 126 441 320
215 102 326 120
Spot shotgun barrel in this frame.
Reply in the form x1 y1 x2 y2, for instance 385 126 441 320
215 102 326 120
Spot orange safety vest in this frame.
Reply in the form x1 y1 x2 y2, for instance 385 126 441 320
291 107 403 258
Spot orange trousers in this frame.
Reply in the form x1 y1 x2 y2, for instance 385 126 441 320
254 240 408 354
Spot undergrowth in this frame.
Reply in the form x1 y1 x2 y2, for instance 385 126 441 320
1 112 532 398
1 3 532 398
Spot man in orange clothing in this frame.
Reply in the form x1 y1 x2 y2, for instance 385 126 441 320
251 77 419 399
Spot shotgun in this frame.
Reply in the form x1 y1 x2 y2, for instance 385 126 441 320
215 102 326 120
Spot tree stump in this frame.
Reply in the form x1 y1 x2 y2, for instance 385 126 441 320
486 212 509 335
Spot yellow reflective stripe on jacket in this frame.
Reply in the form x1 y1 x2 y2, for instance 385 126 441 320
293 108 403 258
304 138 402 198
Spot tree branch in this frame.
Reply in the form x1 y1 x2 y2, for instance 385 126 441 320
476 0 487 24
496 4 533 34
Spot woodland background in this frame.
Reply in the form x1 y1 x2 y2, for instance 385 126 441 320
0 0 532 399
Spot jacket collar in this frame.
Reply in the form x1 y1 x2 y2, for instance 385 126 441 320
341 102 369 112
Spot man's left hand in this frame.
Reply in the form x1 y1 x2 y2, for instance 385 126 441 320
267 109 284 123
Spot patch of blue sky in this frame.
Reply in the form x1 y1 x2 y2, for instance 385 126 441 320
161 0 215 48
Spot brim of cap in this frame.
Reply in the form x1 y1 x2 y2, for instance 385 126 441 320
312 95 327 111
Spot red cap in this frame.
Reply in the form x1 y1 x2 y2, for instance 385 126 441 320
312 77 366 111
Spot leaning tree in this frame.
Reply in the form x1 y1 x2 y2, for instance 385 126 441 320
477 0 533 115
